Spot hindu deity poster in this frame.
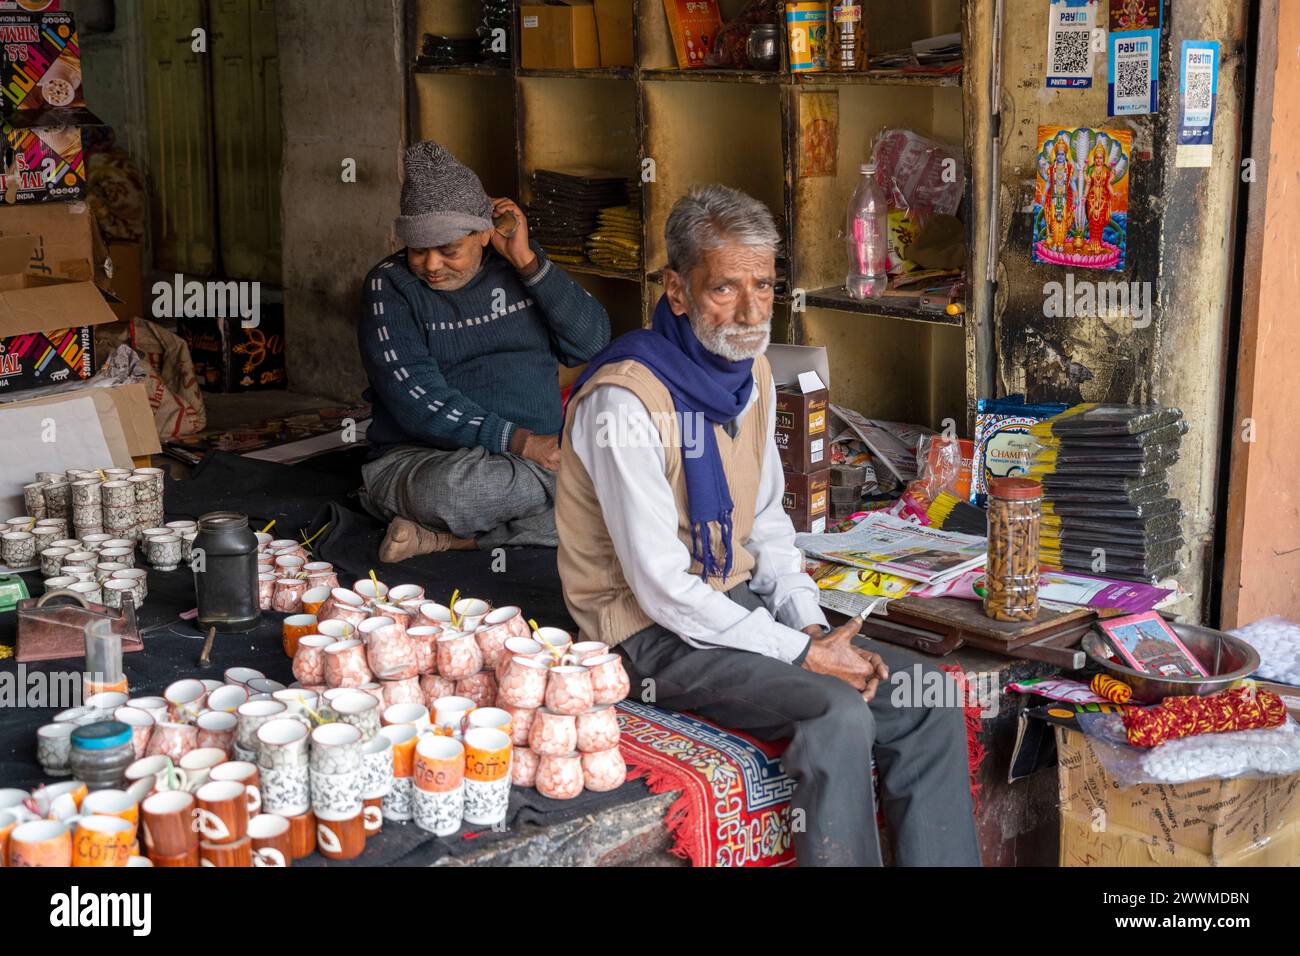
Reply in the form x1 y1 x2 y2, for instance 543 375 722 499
1032 125 1132 272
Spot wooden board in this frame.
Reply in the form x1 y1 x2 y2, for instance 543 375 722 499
885 596 1095 651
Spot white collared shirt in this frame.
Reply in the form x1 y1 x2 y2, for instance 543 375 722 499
569 376 827 662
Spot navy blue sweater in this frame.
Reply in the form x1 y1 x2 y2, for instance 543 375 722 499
358 245 610 456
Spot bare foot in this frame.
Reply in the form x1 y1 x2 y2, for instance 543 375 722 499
379 517 476 562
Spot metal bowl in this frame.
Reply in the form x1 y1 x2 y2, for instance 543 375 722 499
1081 622 1260 704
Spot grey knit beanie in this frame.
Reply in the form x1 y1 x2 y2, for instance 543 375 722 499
394 141 493 248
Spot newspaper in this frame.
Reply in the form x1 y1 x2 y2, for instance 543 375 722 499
829 404 934 484
796 511 987 585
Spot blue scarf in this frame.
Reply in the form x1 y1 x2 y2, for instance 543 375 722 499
570 295 755 579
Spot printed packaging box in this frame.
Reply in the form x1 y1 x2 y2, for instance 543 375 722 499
0 120 85 202
0 11 100 125
782 468 829 534
178 305 287 393
0 234 116 396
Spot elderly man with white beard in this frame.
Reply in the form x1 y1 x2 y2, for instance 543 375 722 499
555 185 981 867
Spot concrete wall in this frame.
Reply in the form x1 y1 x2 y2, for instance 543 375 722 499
278 0 406 403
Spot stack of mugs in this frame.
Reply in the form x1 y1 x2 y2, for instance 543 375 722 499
255 534 339 614
33 530 150 611
15 465 167 549
495 634 629 800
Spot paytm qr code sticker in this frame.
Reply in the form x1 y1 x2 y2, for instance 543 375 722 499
1046 0 1099 89
1108 29 1158 116
1177 40 1219 167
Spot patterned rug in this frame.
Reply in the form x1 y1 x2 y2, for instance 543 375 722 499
616 665 985 868
615 699 798 867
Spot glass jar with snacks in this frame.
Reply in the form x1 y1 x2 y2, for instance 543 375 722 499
983 477 1042 623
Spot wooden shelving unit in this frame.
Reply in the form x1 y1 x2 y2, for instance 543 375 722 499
408 0 992 429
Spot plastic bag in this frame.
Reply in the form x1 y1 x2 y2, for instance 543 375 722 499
1230 616 1300 687
870 128 966 218
1076 711 1300 785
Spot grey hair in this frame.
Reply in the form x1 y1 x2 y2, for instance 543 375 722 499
664 184 781 277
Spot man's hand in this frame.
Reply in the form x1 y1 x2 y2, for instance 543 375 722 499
800 619 875 693
515 431 560 471
489 197 536 273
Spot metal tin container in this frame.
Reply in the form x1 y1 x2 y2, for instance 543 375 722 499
192 511 260 633
69 720 134 790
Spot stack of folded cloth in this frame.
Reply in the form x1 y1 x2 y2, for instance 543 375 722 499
479 0 512 67
1028 404 1188 584
525 168 631 265
416 33 481 67
586 181 642 273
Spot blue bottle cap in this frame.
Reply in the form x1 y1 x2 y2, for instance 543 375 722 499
70 720 132 750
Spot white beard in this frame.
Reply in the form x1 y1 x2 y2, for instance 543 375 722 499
685 297 771 361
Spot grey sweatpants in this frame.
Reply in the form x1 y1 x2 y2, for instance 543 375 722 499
616 583 983 867
359 444 558 549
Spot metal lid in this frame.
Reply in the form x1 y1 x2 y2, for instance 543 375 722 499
70 720 131 750
988 477 1043 500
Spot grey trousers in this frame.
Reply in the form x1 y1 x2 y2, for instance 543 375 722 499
359 444 558 549
616 583 983 867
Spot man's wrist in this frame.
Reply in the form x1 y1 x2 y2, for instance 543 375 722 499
508 426 531 456
513 252 541 277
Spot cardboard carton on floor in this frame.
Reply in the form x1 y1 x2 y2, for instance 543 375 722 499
520 1 600 70
0 380 160 515
1056 726 1300 867
0 234 117 396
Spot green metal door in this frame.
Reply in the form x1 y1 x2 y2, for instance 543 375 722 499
210 0 282 283
143 0 216 276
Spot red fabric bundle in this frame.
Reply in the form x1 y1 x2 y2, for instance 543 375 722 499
1121 686 1288 748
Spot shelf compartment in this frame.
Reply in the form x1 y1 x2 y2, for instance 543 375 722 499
799 306 966 430
790 81 964 302
412 71 517 199
641 79 785 275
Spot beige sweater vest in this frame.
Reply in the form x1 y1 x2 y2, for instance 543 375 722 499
556 355 773 647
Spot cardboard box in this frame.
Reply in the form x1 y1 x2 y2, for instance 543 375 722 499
178 304 287 393
520 1 600 70
106 240 143 320
0 234 116 396
0 11 100 126
0 380 159 515
0 121 85 203
0 201 106 284
767 343 830 474
1056 727 1300 867
593 0 633 67
782 469 829 534
776 383 828 473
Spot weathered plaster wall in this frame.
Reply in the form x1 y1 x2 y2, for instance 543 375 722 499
994 0 1248 619
278 0 406 403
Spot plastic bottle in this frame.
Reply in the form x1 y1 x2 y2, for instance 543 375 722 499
845 162 889 299
829 3 865 72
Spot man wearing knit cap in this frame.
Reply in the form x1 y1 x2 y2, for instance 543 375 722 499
358 141 610 559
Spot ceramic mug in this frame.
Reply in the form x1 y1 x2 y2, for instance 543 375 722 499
512 746 541 787
435 630 482 681
209 761 262 816
419 673 457 709
291 635 334 686
413 732 464 819
360 735 394 800
310 722 363 776
528 708 578 757
495 637 543 681
581 747 627 792
73 814 134 867
584 653 631 706
111 706 156 760
248 813 291 867
140 790 198 856
535 752 584 801
9 819 72 866
195 711 237 756
282 614 318 657
323 639 372 688
257 718 311 772
498 655 548 709
461 728 511 826
36 722 76 775
455 671 497 709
